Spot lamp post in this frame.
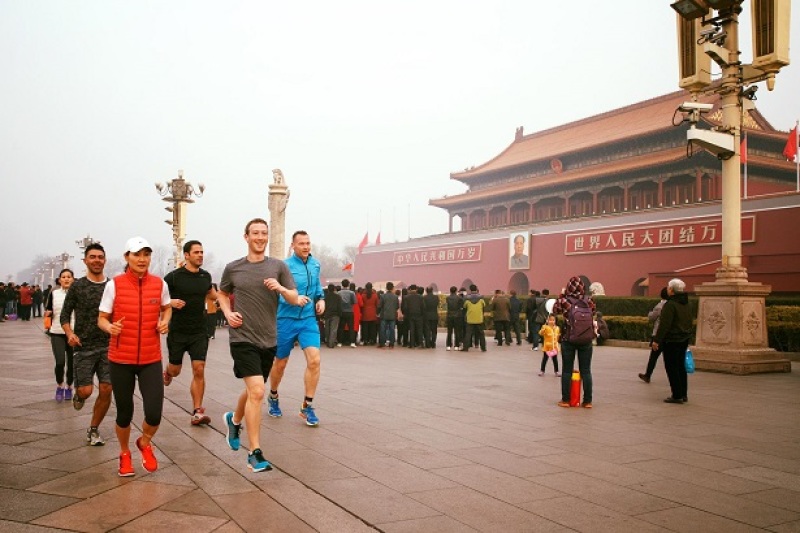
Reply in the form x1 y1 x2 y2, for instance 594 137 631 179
155 170 205 269
44 261 56 286
56 252 73 272
75 235 95 252
75 235 96 274
671 0 791 374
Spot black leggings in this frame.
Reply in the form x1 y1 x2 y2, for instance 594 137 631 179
541 353 560 372
50 334 74 386
109 360 164 428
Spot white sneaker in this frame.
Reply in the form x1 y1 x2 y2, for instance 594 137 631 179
350 343 357 348
87 428 105 446
336 343 342 347
446 346 451 351
534 346 539 351
538 371 544 377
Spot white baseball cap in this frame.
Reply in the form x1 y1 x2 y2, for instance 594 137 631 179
125 236 152 253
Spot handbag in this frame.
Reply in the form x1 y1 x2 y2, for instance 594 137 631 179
43 315 52 330
685 349 695 373
546 349 558 357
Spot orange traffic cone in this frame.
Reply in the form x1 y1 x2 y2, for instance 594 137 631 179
569 369 581 407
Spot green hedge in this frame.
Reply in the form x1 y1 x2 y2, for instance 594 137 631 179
605 307 800 352
434 296 800 352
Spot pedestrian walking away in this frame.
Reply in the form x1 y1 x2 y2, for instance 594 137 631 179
268 230 325 427
217 218 299 473
59 243 113 447
98 237 172 477
46 269 76 403
652 278 693 404
639 286 668 384
163 240 217 426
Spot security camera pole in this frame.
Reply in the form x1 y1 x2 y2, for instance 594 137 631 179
671 0 791 373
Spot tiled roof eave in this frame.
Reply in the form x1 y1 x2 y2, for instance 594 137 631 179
431 149 706 209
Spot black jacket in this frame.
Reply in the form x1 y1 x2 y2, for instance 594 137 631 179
323 290 342 318
423 294 440 320
402 292 424 318
654 292 693 344
445 294 463 318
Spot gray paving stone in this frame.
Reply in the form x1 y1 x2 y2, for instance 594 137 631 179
408 486 568 532
31 481 192 532
311 476 440 525
633 478 800 527
1 321 799 532
520 495 672 532
0 487 78 522
636 504 768 532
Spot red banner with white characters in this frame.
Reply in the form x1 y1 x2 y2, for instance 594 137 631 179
393 244 482 267
564 216 755 255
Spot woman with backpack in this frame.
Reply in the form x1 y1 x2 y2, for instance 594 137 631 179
553 276 596 408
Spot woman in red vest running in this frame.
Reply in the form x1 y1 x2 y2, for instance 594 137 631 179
98 237 172 477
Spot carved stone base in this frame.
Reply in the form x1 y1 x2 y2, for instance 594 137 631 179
692 279 791 374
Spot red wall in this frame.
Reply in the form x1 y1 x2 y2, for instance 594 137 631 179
354 201 800 296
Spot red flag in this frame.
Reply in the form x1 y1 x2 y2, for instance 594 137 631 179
740 135 747 165
784 127 798 161
357 232 368 253
375 232 381 246
342 263 353 272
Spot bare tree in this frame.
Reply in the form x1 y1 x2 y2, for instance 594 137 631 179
148 246 173 277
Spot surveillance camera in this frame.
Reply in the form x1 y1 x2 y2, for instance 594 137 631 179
687 128 735 159
679 102 714 113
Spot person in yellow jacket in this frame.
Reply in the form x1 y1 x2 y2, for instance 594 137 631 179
538 315 561 376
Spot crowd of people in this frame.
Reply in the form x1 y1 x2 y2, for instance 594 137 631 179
3 220 694 476
1 281 49 322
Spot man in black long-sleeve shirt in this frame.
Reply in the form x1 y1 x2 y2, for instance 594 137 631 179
60 243 112 446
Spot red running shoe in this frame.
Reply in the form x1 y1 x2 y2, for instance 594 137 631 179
136 437 158 472
118 451 135 477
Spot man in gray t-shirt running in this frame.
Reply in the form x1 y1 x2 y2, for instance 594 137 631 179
217 218 299 473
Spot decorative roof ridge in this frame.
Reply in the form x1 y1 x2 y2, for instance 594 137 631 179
451 90 697 181
515 90 694 143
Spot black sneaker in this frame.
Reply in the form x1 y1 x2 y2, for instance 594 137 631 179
73 392 85 411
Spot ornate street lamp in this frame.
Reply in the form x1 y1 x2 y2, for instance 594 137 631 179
75 234 95 252
56 252 73 272
155 170 205 269
75 235 96 274
672 0 791 373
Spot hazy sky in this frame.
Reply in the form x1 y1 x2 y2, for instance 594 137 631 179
2 1 798 281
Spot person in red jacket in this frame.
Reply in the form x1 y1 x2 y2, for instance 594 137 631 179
98 237 171 477
359 282 380 345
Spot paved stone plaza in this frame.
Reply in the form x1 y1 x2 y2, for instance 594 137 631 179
1 319 799 532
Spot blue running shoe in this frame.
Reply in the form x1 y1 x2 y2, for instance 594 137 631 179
247 448 272 472
267 396 282 418
299 404 319 427
224 411 240 451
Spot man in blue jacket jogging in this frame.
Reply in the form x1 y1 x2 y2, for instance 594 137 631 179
267 230 325 426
